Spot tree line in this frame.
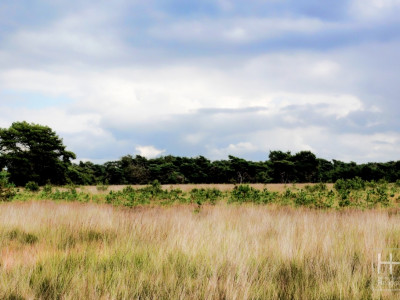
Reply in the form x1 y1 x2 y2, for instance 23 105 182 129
1 122 400 186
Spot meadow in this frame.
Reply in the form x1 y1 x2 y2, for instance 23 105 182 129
1 180 400 299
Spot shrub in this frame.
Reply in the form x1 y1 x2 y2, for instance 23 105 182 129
25 181 40 192
140 180 163 197
338 189 351 207
106 187 151 207
229 185 261 203
375 185 389 207
293 190 315 206
42 184 53 194
334 177 365 192
0 170 16 201
190 188 223 205
304 183 327 193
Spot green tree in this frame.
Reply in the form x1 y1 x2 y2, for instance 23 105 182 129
120 155 150 184
268 151 294 183
0 121 76 186
317 158 333 182
292 151 318 182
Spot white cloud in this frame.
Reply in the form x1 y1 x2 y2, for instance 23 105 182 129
350 0 400 19
5 8 125 63
205 127 400 163
310 60 340 77
265 93 364 119
217 0 234 11
336 132 400 162
135 145 165 158
184 133 206 145
208 142 258 158
149 17 327 44
205 127 320 160
0 1 399 164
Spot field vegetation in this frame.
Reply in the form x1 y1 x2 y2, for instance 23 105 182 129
0 200 400 299
3 177 400 210
2 167 400 298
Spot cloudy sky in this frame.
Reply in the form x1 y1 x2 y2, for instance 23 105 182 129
1 0 400 163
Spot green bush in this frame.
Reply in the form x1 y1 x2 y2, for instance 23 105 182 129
0 170 16 201
190 188 223 205
230 185 261 203
42 184 53 194
106 187 151 207
334 177 365 192
338 189 351 207
293 190 315 206
25 181 40 192
258 189 277 204
304 183 327 193
374 185 389 207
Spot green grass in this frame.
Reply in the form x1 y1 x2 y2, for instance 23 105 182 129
8 179 400 210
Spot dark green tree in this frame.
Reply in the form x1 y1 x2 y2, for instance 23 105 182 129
0 121 76 186
209 160 234 183
104 161 125 184
67 161 106 185
317 158 333 182
292 151 318 182
268 151 294 183
120 155 150 184
180 156 211 183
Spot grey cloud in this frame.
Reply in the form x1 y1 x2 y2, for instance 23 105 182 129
1 0 400 163
196 106 268 115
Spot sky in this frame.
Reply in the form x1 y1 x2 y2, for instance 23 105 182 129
1 0 400 163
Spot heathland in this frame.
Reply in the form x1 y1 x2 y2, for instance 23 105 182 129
1 180 400 299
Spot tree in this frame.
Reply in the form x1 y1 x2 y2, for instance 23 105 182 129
268 151 294 183
292 151 318 182
317 158 333 182
0 121 76 186
120 155 150 184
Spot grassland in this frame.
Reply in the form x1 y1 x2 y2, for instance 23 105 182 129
1 180 400 299
1 198 400 299
12 178 399 210
77 183 331 194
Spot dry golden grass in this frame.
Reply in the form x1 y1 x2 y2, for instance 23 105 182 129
0 200 398 299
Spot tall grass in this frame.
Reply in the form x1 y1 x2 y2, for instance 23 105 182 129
0 201 399 299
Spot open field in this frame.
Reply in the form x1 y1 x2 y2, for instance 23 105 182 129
1 200 400 299
14 179 398 209
78 183 334 194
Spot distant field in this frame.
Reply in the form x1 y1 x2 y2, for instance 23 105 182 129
15 180 397 209
0 200 398 299
79 183 335 194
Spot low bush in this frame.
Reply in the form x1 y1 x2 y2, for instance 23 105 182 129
25 181 40 192
334 177 365 192
190 188 223 205
229 185 261 203
0 170 16 201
